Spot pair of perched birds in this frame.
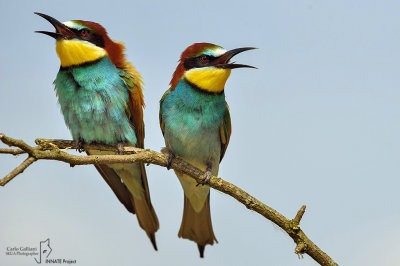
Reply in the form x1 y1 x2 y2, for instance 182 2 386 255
35 12 255 257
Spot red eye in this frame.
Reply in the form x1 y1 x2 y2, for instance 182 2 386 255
80 29 89 36
200 55 209 63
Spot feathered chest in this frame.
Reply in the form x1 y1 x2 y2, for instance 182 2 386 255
53 57 137 145
161 80 227 159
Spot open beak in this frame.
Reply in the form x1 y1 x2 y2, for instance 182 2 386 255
34 12 77 39
215 47 257 69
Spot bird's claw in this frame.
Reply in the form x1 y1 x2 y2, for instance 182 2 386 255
115 143 125 155
197 170 212 186
166 152 175 170
76 138 85 153
161 147 175 170
197 161 213 186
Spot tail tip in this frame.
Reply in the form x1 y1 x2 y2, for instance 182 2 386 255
197 244 205 258
148 233 158 251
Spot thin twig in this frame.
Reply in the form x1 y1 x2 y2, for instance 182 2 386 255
0 156 36 186
0 134 338 266
293 205 307 226
0 148 25 155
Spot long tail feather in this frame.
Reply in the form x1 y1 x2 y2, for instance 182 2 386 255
131 163 159 250
87 150 159 249
87 151 135 214
178 194 217 257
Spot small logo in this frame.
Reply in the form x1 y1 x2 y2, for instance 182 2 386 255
4 238 76 264
34 238 52 264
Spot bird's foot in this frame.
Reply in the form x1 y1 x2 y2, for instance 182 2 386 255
76 138 85 153
115 143 125 155
197 161 213 186
161 147 175 170
198 170 212 186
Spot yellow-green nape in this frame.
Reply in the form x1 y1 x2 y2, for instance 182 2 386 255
62 20 86 30
197 46 227 58
184 67 231 93
56 39 107 67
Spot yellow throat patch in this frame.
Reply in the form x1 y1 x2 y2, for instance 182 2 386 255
56 39 107 67
184 67 231 93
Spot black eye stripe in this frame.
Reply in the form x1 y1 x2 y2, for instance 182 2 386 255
70 28 105 48
70 28 81 35
183 55 217 70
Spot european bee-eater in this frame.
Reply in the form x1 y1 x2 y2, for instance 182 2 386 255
159 43 255 257
35 12 159 249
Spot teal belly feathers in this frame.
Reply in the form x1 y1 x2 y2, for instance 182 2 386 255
54 57 137 145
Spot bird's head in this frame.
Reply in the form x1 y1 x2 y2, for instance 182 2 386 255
170 43 256 93
35 12 126 68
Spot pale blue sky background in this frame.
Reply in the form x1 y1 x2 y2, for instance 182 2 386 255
1 1 399 265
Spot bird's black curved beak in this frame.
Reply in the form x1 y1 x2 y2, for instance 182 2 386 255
34 12 77 39
215 47 257 69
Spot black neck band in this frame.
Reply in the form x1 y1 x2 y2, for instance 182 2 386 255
184 78 225 96
59 57 105 71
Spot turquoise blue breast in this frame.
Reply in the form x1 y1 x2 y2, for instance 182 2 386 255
54 57 137 145
161 79 227 163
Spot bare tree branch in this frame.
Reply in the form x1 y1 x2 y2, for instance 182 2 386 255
0 133 338 266
293 205 307 227
0 148 25 155
1 156 37 186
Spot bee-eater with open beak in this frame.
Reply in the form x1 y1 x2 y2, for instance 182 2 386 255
35 13 159 249
159 43 256 257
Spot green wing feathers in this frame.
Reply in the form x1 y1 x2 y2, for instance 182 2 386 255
119 68 145 148
220 104 231 161
159 89 171 136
